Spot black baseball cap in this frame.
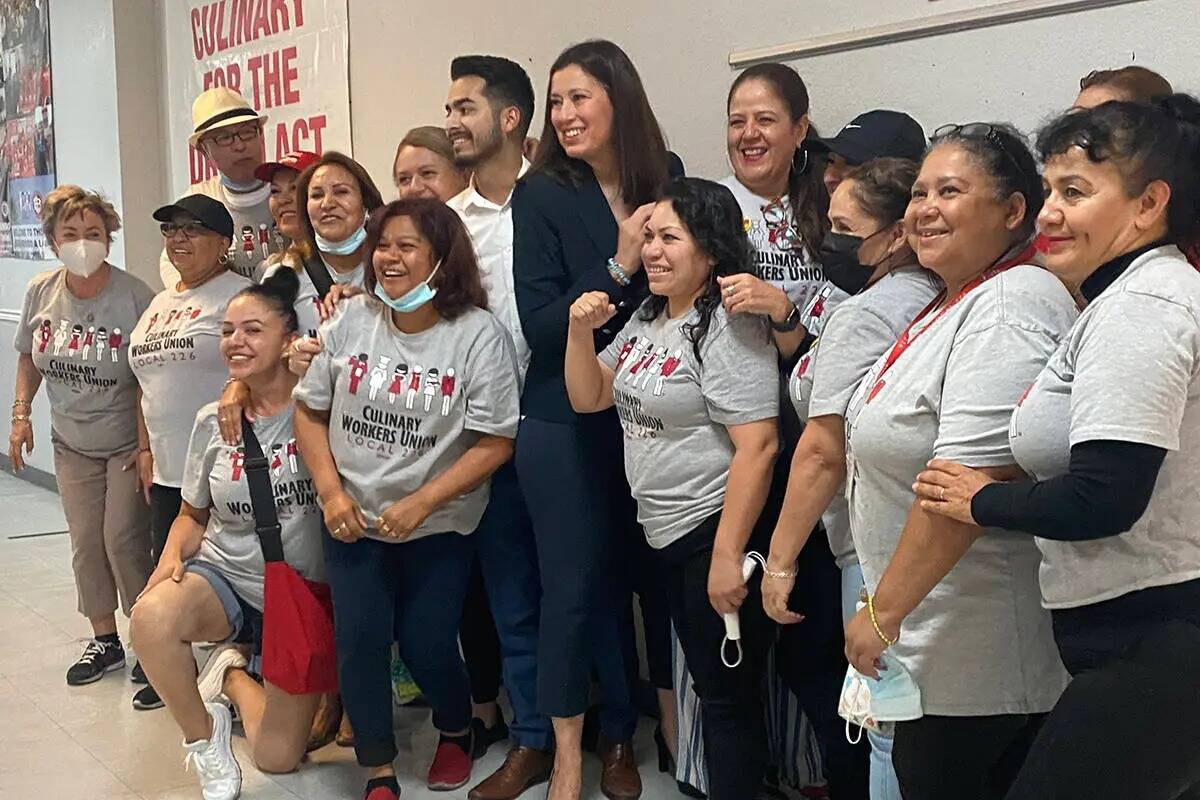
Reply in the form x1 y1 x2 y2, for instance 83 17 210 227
809 110 926 165
152 194 234 239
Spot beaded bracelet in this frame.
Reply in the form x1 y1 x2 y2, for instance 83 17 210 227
606 258 631 287
867 594 898 647
762 565 798 580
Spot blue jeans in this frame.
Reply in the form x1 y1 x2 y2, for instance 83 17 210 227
473 460 553 750
841 562 902 800
324 532 473 767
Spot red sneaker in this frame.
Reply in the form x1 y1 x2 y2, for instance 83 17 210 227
364 777 399 800
427 733 473 791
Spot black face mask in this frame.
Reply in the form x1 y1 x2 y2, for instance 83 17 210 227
818 229 886 295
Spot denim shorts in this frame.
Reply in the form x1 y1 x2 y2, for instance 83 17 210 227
186 560 264 649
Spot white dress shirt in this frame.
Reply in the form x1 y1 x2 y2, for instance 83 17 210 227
447 158 532 386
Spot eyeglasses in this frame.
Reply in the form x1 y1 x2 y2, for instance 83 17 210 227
931 123 1028 181
204 123 261 148
159 222 212 239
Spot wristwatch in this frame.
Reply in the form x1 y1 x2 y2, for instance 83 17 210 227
770 303 802 332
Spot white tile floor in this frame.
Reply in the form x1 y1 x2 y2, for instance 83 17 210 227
0 472 682 800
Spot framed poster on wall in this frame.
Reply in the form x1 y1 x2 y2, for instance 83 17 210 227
162 0 352 196
0 0 54 260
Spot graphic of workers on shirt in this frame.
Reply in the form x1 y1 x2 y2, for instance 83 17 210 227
109 328 123 363
36 319 51 353
347 353 369 395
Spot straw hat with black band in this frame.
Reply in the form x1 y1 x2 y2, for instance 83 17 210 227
188 87 268 148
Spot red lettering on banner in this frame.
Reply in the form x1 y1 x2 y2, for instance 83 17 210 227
202 63 242 93
293 0 304 27
191 9 204 59
216 0 229 51
253 0 272 39
200 4 216 57
270 0 290 31
234 0 253 47
246 47 300 109
189 146 219 183
282 47 300 103
272 115 327 158
306 115 326 151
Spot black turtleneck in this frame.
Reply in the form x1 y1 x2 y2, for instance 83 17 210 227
971 243 1169 542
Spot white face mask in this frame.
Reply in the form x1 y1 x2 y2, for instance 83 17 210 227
59 239 108 278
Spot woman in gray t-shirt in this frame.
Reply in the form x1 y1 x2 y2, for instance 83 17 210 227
10 186 155 688
565 178 779 800
839 126 1076 800
293 199 519 796
130 269 326 800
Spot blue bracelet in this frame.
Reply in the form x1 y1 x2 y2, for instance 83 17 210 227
606 257 631 287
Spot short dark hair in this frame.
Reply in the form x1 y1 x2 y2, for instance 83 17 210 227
639 177 762 362
844 157 919 226
930 124 1043 238
363 198 488 319
295 151 385 255
451 55 536 139
234 265 300 333
531 40 669 207
1080 66 1172 103
1038 93 1200 253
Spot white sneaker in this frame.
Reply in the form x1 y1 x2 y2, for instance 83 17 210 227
182 702 242 800
196 644 248 705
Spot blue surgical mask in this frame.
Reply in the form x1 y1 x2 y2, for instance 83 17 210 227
374 259 443 313
838 653 921 743
315 224 367 256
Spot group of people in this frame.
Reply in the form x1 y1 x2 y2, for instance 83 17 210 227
8 39 1200 800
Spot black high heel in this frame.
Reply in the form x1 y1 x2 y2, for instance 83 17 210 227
655 725 707 798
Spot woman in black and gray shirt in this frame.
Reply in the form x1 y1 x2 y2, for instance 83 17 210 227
915 95 1200 800
565 177 779 799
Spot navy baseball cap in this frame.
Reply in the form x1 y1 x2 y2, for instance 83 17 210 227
809 110 926 165
152 194 235 239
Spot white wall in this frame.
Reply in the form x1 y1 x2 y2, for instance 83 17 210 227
0 0 166 475
348 0 1198 186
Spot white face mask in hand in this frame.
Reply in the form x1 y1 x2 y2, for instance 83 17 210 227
838 652 922 743
59 239 108 278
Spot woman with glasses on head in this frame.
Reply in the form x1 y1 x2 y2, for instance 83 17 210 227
10 186 155 689
915 95 1200 800
838 123 1077 800
128 195 253 710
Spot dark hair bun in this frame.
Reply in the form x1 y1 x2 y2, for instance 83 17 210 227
1161 93 1200 127
260 264 301 306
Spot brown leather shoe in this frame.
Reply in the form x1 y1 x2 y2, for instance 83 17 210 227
599 738 642 800
467 745 553 800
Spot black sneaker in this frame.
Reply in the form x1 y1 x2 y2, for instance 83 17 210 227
470 714 510 759
132 683 164 710
130 660 149 685
66 640 125 686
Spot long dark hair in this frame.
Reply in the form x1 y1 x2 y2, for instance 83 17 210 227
728 63 829 256
363 198 488 319
531 40 669 206
1038 93 1200 262
640 178 759 362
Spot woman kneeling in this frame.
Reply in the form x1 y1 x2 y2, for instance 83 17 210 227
131 268 325 800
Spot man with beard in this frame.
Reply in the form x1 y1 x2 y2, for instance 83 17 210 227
445 55 554 800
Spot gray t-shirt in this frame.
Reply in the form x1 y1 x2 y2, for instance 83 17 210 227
1010 245 1200 608
293 295 520 543
159 176 278 286
261 257 364 338
789 266 939 568
129 270 253 486
845 264 1076 716
181 402 324 610
14 267 155 457
600 305 778 549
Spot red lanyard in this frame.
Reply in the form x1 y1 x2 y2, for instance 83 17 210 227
866 243 1037 403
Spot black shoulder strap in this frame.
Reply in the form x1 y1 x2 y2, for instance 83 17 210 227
301 255 335 302
240 415 285 563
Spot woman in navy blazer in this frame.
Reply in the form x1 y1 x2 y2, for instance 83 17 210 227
512 39 682 800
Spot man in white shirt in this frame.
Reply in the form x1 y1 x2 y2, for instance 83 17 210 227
159 87 279 288
444 55 552 800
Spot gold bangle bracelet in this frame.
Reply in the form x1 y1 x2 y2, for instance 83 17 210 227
867 594 898 647
763 566 797 580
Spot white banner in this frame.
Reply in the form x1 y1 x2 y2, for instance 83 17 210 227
162 0 351 195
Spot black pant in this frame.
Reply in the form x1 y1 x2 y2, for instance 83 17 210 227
765 454 869 800
149 484 182 563
1004 582 1200 800
657 513 772 800
893 713 1044 800
516 415 637 739
460 553 502 705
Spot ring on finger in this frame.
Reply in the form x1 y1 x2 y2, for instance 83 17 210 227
939 486 946 500
724 285 736 297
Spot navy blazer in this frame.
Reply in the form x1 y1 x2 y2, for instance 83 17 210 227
513 155 685 423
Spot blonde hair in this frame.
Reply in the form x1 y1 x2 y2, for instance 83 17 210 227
41 185 122 244
394 126 457 175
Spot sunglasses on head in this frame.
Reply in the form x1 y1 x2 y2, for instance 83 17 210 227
931 123 1027 180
